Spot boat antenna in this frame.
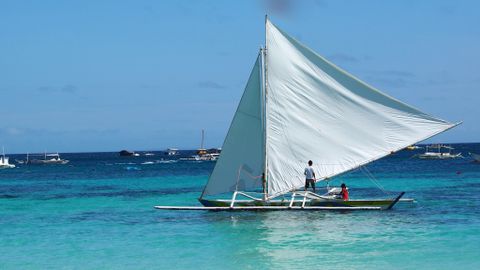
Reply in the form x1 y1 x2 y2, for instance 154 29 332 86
201 129 205 149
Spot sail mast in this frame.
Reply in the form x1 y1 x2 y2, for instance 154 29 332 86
262 14 269 200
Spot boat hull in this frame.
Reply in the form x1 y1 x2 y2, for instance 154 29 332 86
154 193 408 211
27 160 69 165
0 164 15 169
199 197 401 209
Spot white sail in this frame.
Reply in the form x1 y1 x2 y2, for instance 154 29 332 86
264 20 457 197
201 55 264 196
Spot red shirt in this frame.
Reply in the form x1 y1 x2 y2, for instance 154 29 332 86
342 187 349 201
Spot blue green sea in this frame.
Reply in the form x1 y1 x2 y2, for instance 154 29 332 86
1 144 480 269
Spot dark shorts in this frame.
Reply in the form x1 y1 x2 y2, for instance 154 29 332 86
305 179 315 189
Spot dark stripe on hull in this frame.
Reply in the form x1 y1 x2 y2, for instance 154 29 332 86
199 198 394 208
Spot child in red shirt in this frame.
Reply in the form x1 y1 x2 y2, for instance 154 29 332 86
340 183 349 201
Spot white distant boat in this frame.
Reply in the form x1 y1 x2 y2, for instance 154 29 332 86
156 17 459 211
0 147 15 169
22 152 69 165
165 148 178 156
418 145 462 159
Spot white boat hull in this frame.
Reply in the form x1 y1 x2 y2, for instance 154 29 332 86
418 152 462 159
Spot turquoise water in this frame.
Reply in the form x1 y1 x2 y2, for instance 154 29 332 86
1 145 480 269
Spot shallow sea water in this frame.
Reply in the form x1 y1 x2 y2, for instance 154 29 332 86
1 144 479 269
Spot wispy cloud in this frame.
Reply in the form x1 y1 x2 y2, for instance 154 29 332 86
0 127 25 136
365 76 409 88
37 84 78 94
197 81 227 89
314 0 329 8
61 84 77 93
437 4 457 15
328 53 360 64
362 70 416 88
0 127 119 137
381 70 416 78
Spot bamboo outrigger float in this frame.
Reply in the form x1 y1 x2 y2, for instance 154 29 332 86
155 16 459 212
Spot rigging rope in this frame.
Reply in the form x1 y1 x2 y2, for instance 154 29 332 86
360 166 392 195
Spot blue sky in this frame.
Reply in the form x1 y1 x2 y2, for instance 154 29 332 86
1 0 479 153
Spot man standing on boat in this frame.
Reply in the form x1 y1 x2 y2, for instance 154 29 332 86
304 160 316 193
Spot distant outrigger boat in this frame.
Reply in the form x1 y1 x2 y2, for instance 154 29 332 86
19 152 69 165
156 17 459 211
417 144 462 159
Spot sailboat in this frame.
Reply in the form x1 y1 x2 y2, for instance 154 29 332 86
180 129 219 161
155 17 459 211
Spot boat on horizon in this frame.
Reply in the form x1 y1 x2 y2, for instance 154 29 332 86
156 17 459 211
417 144 462 159
179 130 219 161
165 148 179 156
18 152 69 165
119 150 140 157
406 145 422 150
0 147 15 169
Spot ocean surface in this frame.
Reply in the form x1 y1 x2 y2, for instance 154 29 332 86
1 144 480 269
